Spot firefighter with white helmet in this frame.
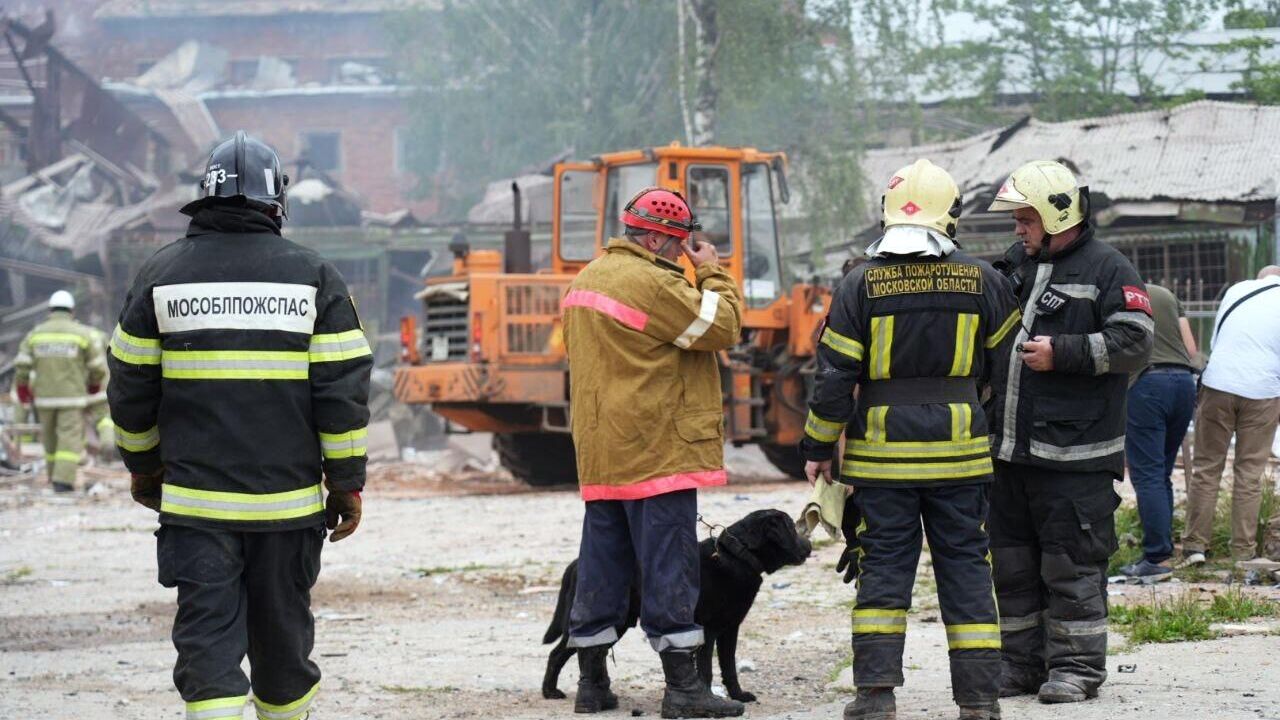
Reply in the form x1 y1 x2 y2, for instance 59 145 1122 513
986 160 1152 703
802 159 1020 720
13 290 106 491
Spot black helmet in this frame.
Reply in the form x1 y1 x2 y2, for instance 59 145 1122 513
181 130 289 218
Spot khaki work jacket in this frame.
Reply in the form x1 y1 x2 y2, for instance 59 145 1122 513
564 238 743 500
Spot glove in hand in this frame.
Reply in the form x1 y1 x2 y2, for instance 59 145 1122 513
131 471 163 512
325 489 362 542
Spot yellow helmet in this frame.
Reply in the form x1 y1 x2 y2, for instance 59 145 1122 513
988 160 1084 235
882 158 962 238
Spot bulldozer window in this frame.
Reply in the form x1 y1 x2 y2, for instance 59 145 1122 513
686 165 732 257
603 162 660 248
742 163 783 309
559 169 598 261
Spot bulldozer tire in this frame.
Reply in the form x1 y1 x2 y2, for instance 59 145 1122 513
494 432 579 487
759 442 807 480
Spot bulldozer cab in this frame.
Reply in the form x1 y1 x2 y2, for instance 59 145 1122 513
553 145 792 327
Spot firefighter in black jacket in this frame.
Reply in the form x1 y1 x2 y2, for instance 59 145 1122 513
802 159 1021 720
985 160 1153 704
108 132 371 720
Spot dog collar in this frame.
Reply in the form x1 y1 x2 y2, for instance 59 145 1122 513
715 530 765 574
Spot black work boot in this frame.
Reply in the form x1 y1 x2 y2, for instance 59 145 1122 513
1037 679 1096 704
659 650 744 719
998 665 1045 698
958 700 1001 719
843 688 896 720
575 646 618 713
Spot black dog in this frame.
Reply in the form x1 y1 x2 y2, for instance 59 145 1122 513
541 509 811 703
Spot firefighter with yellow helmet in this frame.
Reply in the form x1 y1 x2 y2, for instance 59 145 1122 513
985 161 1152 703
802 159 1020 720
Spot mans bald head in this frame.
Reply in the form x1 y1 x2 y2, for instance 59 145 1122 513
1258 265 1280 280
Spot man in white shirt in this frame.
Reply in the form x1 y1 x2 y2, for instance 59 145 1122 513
1182 266 1280 563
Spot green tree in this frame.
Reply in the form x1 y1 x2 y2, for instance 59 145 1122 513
934 0 1219 121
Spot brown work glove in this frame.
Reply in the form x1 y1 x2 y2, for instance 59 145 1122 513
131 471 163 512
325 488 362 542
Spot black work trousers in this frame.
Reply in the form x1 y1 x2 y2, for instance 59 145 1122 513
849 483 1001 706
988 461 1120 694
157 523 324 720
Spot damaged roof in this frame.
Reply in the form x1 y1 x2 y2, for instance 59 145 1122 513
95 0 427 19
860 100 1280 230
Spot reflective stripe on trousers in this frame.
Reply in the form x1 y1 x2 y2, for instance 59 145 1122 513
253 681 320 720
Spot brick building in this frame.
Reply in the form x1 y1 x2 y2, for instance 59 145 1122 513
5 0 433 217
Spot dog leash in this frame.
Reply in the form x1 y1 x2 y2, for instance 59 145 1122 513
696 513 724 540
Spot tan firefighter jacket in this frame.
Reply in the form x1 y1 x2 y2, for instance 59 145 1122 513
563 238 743 500
14 310 107 409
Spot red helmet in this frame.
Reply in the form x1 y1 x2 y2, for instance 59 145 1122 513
620 187 700 240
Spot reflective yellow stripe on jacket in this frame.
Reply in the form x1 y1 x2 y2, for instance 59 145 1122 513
319 427 368 459
30 332 91 349
309 330 372 363
985 309 1021 349
110 324 161 365
820 326 864 361
160 483 323 522
949 313 979 376
115 424 159 452
162 350 309 380
804 410 844 443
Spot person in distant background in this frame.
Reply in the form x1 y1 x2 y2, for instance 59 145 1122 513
1121 283 1198 582
1181 266 1280 565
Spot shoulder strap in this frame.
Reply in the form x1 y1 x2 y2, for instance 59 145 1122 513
1213 282 1280 346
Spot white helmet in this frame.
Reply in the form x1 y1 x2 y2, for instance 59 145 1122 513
48 290 75 310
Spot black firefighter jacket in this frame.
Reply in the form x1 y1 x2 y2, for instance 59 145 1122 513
107 204 372 531
991 227 1153 476
800 250 1021 488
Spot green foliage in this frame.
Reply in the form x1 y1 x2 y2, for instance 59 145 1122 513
934 0 1218 122
1111 589 1280 644
1208 587 1280 621
1113 593 1215 644
1223 1 1280 29
1109 502 1145 576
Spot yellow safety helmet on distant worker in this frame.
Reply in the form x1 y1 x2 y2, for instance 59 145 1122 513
988 160 1084 235
882 158 962 238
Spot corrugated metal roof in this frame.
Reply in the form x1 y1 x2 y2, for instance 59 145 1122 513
95 0 428 19
859 100 1280 230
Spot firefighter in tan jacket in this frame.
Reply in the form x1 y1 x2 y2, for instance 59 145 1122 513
562 187 744 718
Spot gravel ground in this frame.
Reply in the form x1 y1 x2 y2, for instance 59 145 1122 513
0 447 1277 719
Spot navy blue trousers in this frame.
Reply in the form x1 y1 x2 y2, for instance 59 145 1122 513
1125 368 1196 563
568 488 703 651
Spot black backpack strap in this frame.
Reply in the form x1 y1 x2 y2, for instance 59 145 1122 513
1213 283 1280 346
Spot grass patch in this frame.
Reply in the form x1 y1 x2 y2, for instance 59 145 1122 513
1111 593 1214 644
1208 588 1280 621
826 654 853 683
1109 502 1144 576
1111 475 1277 574
3 566 32 583
1110 588 1280 645
412 562 493 577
